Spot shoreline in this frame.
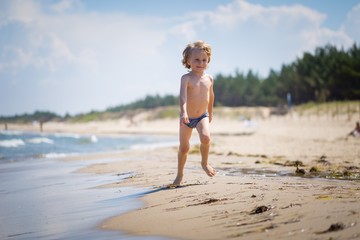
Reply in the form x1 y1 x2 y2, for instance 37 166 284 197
4 114 360 239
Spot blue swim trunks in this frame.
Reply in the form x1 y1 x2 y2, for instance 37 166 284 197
185 112 209 128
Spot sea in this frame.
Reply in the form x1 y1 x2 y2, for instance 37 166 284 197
0 130 178 163
0 130 177 240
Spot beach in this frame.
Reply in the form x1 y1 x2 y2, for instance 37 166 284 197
4 107 360 239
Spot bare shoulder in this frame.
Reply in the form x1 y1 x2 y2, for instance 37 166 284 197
205 73 214 83
181 73 191 82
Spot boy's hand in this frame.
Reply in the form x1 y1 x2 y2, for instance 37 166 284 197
180 113 189 125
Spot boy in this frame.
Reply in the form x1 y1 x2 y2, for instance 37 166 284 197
173 40 216 186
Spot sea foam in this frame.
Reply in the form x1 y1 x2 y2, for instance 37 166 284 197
27 137 54 144
43 153 69 158
0 139 26 148
0 130 23 136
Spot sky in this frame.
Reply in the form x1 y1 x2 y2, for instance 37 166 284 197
1 0 359 116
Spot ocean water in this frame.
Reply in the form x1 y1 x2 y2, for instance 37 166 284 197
0 130 176 240
0 130 177 163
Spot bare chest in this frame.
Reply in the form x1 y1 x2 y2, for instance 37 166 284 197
187 78 211 94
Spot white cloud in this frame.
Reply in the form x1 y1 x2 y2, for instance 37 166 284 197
187 0 326 30
51 0 80 13
2 0 41 24
343 3 360 41
299 27 353 53
170 21 197 40
0 3 168 74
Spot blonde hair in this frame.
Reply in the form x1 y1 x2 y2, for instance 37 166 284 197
182 40 212 69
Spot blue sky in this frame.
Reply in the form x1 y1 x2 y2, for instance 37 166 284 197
1 0 359 116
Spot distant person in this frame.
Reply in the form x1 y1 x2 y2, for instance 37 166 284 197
173 40 216 186
348 121 360 137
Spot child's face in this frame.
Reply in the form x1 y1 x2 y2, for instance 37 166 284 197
187 49 209 73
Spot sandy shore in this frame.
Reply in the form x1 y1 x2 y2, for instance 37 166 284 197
7 109 360 239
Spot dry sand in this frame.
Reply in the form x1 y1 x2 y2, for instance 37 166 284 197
7 108 360 239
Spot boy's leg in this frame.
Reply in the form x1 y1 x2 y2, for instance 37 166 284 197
173 122 192 185
196 118 216 177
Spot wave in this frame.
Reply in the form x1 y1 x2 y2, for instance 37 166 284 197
0 139 26 148
0 130 23 136
27 137 54 144
130 141 178 150
42 153 70 158
90 135 98 143
53 133 81 139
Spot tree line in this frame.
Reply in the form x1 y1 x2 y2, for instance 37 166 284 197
214 43 360 106
0 111 61 123
1 43 359 123
106 94 178 112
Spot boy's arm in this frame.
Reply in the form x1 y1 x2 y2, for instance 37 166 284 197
208 76 215 123
179 75 189 124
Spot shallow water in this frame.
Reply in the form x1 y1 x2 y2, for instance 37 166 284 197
0 156 172 240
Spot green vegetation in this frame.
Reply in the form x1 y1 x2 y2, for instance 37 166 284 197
107 94 178 112
213 43 360 106
295 101 359 118
153 107 179 119
69 111 103 122
0 111 62 124
1 43 359 123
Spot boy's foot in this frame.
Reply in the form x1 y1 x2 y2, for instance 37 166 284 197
173 175 183 186
202 164 216 177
